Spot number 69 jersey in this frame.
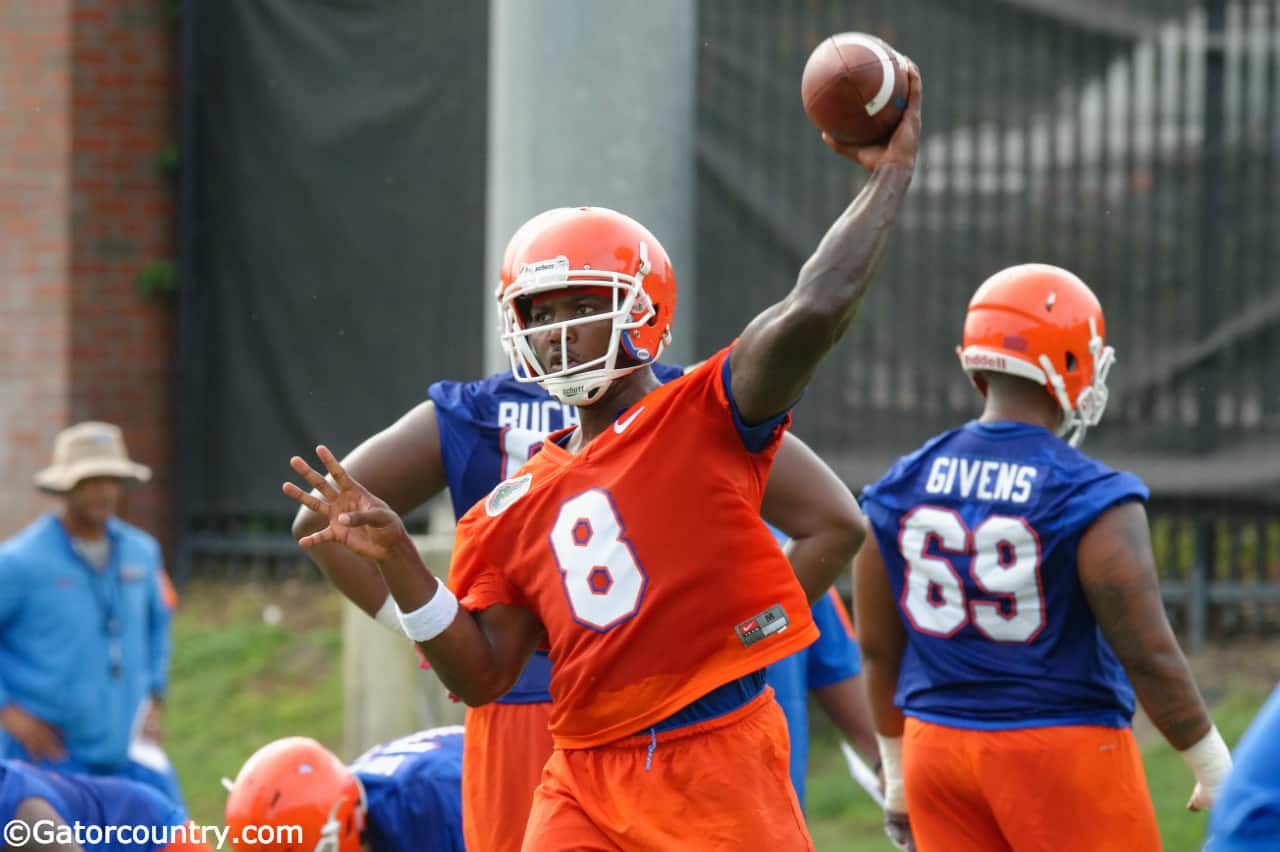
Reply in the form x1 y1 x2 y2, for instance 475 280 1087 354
860 420 1149 730
447 347 818 749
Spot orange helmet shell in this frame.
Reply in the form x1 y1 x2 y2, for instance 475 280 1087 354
959 263 1115 445
497 207 676 404
225 737 365 852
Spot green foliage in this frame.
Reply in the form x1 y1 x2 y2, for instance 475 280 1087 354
156 144 180 182
135 259 178 300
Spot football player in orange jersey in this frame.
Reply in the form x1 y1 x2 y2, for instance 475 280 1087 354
291 232 873 850
284 65 921 851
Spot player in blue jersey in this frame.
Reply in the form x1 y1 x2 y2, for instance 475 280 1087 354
853 264 1232 851
760 523 878 809
292 223 868 848
0 759 209 852
1203 681 1280 851
224 727 463 852
766 586 879 809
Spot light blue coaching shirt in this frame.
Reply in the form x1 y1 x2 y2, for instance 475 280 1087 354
1204 682 1280 851
0 515 171 770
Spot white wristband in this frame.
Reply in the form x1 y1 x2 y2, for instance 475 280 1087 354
876 734 906 812
372 595 401 633
397 583 459 643
1179 724 1232 787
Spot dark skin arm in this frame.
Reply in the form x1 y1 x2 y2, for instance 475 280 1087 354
1077 501 1212 750
729 66 922 424
763 433 864 604
853 523 914 850
291 401 447 616
286 446 540 705
814 673 880 765
14 798 83 852
852 528 907 739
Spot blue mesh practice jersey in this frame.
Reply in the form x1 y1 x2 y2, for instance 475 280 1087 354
427 365 684 704
0 760 187 852
860 421 1149 730
350 727 464 852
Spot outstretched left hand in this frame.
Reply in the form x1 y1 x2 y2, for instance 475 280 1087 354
283 445 407 563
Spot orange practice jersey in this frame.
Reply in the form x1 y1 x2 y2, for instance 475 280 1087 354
448 346 818 749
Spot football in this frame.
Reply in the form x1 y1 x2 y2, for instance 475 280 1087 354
801 32 909 146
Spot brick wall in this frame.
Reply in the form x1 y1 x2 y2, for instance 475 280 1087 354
0 1 75 538
0 0 177 553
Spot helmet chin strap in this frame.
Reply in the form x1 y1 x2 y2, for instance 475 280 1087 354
540 359 651 406
541 370 615 406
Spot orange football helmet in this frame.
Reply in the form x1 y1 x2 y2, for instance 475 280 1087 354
958 263 1115 446
496 206 676 405
224 738 366 852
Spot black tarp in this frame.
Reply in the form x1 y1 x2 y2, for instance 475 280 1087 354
179 0 488 520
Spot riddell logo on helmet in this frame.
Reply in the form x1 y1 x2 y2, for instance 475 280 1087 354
964 352 1008 370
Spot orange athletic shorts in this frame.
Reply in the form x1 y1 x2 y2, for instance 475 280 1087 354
903 717 1160 852
463 701 555 852
521 687 812 851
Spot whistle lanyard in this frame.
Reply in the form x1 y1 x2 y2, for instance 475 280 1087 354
65 531 124 679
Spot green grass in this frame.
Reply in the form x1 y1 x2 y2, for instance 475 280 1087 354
165 581 343 826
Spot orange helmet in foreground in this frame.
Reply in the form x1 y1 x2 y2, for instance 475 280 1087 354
224 737 366 852
958 263 1115 447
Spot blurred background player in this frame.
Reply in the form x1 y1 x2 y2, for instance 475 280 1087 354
762 532 879 809
292 216 870 848
224 726 463 852
0 759 208 852
0 422 182 805
284 64 921 849
854 264 1232 851
1203 681 1280 850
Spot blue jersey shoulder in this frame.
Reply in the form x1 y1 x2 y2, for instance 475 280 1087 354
352 728 464 852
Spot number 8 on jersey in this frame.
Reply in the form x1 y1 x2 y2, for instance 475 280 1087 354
549 489 648 631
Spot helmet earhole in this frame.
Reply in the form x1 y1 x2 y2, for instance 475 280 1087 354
1065 352 1079 372
647 304 659 326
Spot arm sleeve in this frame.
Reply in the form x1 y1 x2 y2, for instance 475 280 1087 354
146 551 173 698
718 348 794 453
446 513 528 613
1062 469 1150 536
0 553 27 707
806 589 861 689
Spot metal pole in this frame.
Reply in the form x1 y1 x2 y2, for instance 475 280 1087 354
484 0 699 373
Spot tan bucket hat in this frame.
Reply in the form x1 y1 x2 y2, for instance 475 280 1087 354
33 421 152 494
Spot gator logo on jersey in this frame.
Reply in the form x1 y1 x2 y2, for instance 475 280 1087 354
486 473 533 517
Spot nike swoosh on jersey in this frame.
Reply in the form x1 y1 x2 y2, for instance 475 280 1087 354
613 406 645 434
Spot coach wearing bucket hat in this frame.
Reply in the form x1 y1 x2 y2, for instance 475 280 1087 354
0 422 183 805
